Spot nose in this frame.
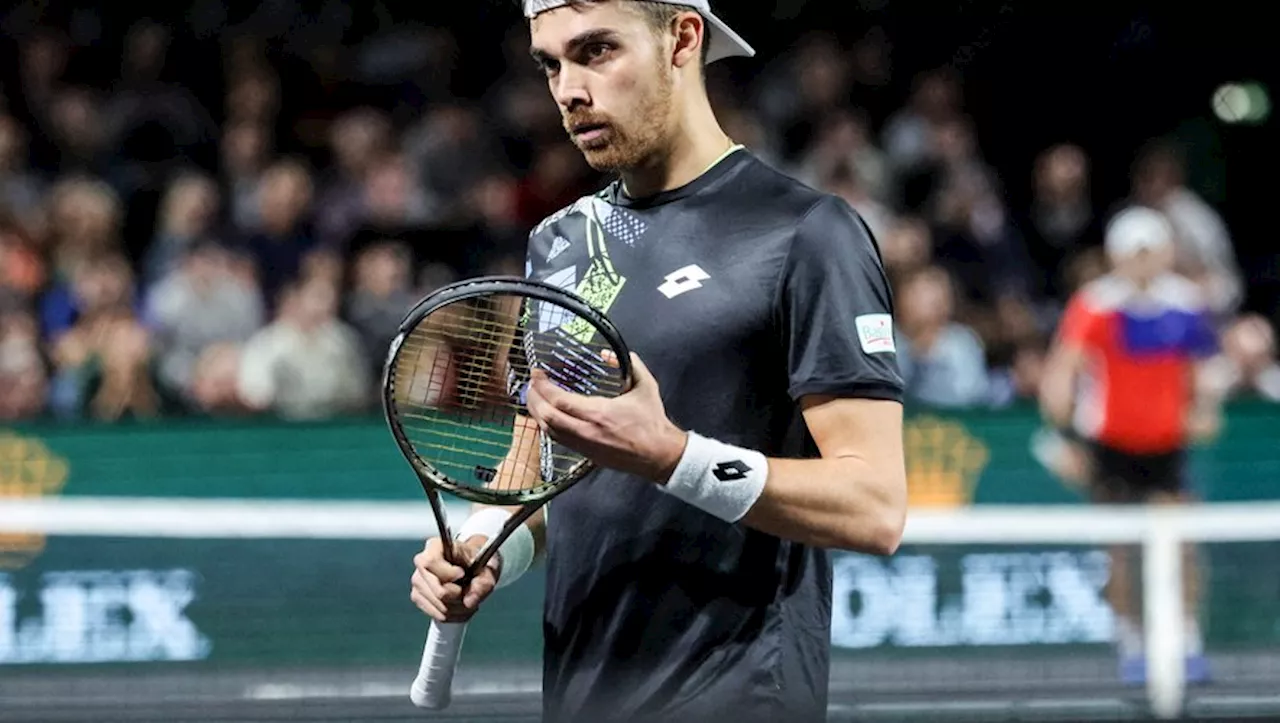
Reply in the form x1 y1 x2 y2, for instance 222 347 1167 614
551 64 590 113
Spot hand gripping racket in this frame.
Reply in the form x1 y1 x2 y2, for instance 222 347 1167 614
381 276 632 709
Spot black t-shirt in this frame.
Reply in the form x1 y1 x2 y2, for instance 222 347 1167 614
523 148 904 723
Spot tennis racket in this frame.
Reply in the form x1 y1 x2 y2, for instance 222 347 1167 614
381 275 632 710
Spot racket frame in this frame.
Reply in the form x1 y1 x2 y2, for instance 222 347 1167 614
382 274 633 576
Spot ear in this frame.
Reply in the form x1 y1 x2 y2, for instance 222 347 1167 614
670 11 704 69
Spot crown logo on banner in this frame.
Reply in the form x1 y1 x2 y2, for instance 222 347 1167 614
0 431 70 570
903 415 989 508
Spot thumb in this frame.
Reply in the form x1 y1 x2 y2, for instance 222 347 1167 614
625 352 658 392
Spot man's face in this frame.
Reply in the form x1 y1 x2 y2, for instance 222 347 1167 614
1111 244 1174 285
530 2 676 172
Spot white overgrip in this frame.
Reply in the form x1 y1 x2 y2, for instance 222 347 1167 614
409 620 468 709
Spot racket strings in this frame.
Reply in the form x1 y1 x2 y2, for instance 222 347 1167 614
389 293 626 499
395 330 627 401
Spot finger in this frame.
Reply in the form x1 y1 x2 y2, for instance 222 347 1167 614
463 568 498 609
413 568 460 606
525 374 592 439
420 547 466 583
416 567 465 605
600 349 619 368
524 372 553 429
530 369 606 420
529 395 597 446
410 588 447 622
626 352 655 390
419 537 466 575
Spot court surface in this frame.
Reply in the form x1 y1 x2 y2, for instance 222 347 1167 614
4 653 1280 722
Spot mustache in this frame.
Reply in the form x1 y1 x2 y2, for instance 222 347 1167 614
563 114 612 132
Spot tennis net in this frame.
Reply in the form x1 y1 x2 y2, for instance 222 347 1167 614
2 497 1280 722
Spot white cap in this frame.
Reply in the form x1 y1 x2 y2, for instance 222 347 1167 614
523 0 755 63
1105 206 1173 259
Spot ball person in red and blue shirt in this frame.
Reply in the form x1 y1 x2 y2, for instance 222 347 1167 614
1040 205 1222 685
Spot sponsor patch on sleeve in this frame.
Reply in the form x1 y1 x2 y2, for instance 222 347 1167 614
855 314 896 354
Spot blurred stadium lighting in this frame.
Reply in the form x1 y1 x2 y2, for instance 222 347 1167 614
1213 81 1271 124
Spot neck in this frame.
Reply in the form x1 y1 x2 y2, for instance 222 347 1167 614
1123 273 1158 292
620 89 734 199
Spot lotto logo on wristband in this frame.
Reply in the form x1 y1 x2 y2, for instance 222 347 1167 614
713 460 752 481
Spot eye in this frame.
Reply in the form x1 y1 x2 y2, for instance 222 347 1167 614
538 58 560 78
584 43 613 62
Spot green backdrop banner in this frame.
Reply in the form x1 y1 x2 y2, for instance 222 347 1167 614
1 538 1275 670
2 402 1277 504
1 403 1278 669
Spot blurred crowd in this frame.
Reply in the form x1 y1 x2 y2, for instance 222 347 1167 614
1 14 1278 423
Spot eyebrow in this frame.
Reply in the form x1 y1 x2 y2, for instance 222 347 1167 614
530 28 622 64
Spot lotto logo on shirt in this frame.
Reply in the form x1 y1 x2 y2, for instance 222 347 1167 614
855 314 895 355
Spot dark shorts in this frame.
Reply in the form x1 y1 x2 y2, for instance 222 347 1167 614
1087 442 1187 503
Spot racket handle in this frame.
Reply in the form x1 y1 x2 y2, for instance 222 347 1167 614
409 620 468 709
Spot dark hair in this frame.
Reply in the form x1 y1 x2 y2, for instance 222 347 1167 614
526 1 712 65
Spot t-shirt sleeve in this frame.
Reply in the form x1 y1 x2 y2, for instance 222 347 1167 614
1056 293 1100 348
777 195 905 402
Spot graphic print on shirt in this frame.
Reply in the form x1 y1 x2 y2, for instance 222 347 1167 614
528 195 651 340
523 195 650 482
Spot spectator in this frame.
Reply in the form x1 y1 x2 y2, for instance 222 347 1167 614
361 152 435 231
220 119 272 231
100 20 218 207
0 294 47 421
145 239 265 408
0 209 46 300
47 251 160 420
1019 143 1103 300
142 170 222 287
235 276 369 420
988 335 1051 408
794 108 892 207
0 8 1265 429
881 67 963 182
487 75 566 170
11 29 73 172
1063 245 1110 295
188 342 252 416
236 157 319 310
458 171 527 274
715 103 783 170
894 265 991 408
403 103 504 221
1131 139 1243 318
820 160 894 243
345 240 416 377
753 33 852 162
46 87 108 178
513 143 592 230
39 176 127 339
225 68 281 127
879 215 934 290
0 114 47 234
928 126 1034 306
345 150 450 272
314 107 395 249
1200 314 1280 403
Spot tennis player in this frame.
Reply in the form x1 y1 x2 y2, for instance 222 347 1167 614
411 2 908 720
1039 206 1221 685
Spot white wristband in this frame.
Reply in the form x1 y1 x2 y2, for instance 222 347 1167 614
455 507 535 589
661 432 769 523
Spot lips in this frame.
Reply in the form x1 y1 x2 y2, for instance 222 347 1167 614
571 121 608 137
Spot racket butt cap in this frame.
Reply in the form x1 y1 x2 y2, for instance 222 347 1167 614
410 684 450 709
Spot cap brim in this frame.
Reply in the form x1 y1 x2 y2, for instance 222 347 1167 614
702 10 755 63
524 1 755 63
